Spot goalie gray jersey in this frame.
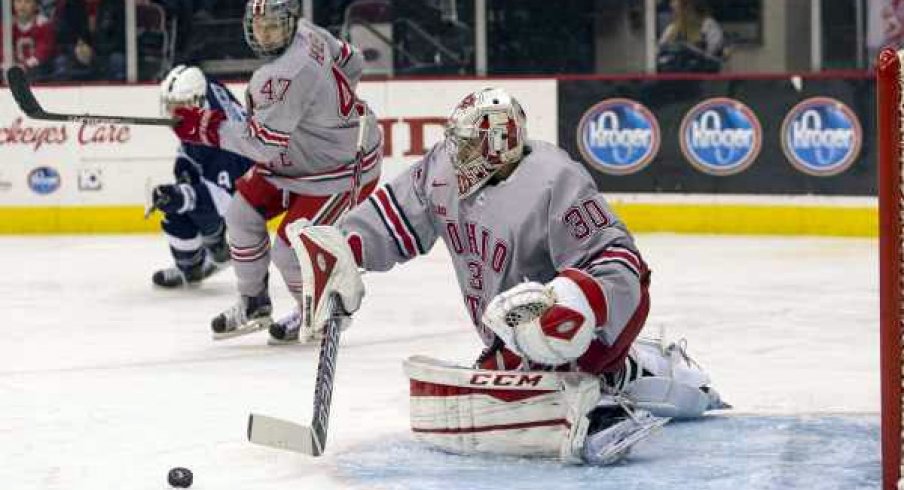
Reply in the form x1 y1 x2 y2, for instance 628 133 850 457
219 19 381 196
338 140 647 347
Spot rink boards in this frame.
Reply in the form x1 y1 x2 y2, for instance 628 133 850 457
0 78 876 236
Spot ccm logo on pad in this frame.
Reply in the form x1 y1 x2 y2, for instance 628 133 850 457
469 373 543 387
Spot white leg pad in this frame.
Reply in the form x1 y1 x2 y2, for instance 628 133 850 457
621 338 721 419
623 376 713 419
403 356 601 462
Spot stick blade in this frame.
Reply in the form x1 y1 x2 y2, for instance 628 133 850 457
247 413 322 456
6 66 44 117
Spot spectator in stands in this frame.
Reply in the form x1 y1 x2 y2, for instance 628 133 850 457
3 0 57 79
93 0 125 80
657 0 725 73
51 0 100 80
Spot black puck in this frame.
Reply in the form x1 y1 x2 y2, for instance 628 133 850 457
167 467 193 488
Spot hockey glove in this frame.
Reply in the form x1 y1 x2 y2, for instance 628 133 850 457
173 106 226 147
150 183 197 215
482 269 607 366
285 220 364 335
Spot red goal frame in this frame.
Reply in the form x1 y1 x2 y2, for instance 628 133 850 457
878 47 904 490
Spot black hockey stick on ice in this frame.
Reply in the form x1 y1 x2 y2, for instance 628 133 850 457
246 107 371 456
6 66 174 126
247 294 346 456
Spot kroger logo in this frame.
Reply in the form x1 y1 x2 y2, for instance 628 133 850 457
27 166 61 194
679 98 762 176
577 98 660 175
781 97 861 177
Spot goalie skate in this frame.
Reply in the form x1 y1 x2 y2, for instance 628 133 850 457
582 400 669 465
267 309 322 345
211 292 273 340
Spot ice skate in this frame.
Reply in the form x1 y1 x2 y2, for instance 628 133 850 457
267 309 323 345
210 292 273 340
152 256 220 289
582 399 669 465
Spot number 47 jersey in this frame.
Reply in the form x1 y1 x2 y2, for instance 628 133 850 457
337 139 649 348
217 19 382 197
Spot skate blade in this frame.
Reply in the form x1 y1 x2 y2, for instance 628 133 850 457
266 330 321 346
212 317 273 341
590 417 670 465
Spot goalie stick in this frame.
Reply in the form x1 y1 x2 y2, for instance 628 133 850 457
246 107 371 456
6 66 174 126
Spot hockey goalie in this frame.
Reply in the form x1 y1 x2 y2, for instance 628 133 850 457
285 87 728 464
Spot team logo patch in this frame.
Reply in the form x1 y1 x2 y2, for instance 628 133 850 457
27 166 61 195
679 97 762 176
576 98 660 175
780 97 862 177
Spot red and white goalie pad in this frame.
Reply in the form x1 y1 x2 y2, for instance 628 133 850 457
286 219 364 333
402 356 601 462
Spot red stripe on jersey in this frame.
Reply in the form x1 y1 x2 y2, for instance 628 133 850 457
602 247 642 271
249 118 290 147
559 268 608 327
292 149 380 181
410 379 555 402
373 188 417 257
412 419 568 434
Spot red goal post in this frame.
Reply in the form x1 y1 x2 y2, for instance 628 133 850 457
879 47 904 490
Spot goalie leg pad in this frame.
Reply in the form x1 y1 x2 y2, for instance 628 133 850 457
617 338 727 419
403 356 601 462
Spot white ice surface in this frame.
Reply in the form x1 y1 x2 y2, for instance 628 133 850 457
0 234 879 489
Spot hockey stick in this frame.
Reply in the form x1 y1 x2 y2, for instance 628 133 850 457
247 294 346 456
6 66 174 126
246 107 371 456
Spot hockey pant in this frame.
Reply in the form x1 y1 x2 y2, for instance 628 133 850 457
162 180 229 274
226 169 378 300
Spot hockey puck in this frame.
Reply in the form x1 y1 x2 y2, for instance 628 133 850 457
167 467 193 488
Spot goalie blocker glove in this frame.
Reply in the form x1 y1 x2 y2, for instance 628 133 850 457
173 106 225 147
483 268 605 367
286 220 364 335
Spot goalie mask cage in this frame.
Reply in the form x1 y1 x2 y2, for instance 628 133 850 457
879 47 904 490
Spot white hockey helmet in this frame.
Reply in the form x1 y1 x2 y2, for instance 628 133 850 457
445 88 527 198
244 0 301 58
159 65 207 117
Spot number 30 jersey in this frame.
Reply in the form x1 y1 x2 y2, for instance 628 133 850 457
338 139 648 348
217 19 382 196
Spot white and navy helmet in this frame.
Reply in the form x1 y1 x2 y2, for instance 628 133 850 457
244 0 301 58
159 65 207 117
445 88 527 199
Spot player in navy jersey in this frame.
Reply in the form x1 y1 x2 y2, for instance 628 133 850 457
150 65 254 289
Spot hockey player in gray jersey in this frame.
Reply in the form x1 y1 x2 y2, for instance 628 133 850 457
170 0 382 339
285 88 727 464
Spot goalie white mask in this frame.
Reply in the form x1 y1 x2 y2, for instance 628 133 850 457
244 0 301 58
445 88 527 199
159 65 207 117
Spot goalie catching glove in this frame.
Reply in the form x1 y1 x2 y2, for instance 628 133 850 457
285 219 364 333
482 269 605 366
